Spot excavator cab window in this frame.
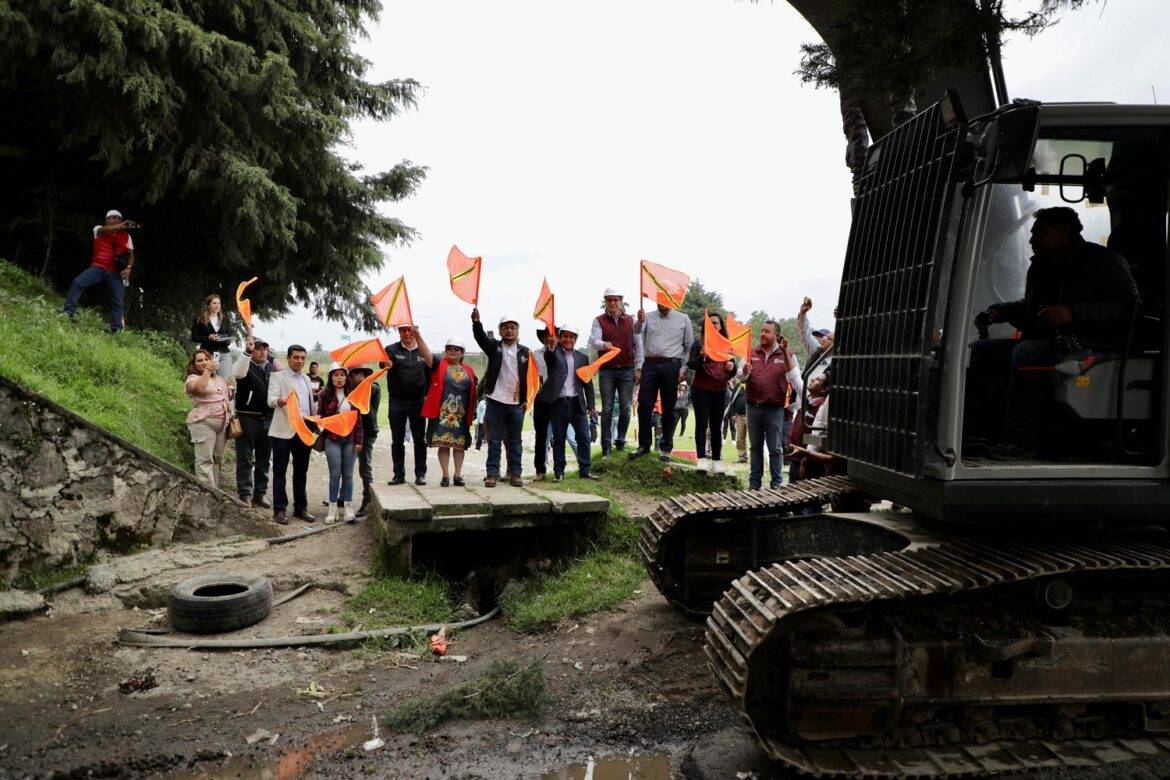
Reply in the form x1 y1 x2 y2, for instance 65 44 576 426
962 128 1169 466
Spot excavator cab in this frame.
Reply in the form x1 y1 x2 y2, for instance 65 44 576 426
831 95 1170 523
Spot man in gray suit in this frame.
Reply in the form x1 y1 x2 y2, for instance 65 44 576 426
267 344 318 524
537 324 598 482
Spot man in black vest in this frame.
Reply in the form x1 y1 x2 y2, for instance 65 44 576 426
472 308 532 487
385 326 433 486
537 324 598 481
589 288 643 457
233 335 280 507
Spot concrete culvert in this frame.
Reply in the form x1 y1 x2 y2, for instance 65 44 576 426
168 574 272 634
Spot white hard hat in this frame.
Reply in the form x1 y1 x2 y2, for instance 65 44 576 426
603 287 623 298
327 361 348 375
106 209 122 219
498 315 519 327
558 323 580 336
445 337 465 350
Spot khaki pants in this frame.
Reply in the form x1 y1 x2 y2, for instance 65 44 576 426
189 416 227 489
735 416 748 460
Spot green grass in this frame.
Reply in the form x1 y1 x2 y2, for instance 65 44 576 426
0 560 90 592
384 658 546 734
500 552 644 633
559 445 741 499
0 260 192 469
340 572 456 631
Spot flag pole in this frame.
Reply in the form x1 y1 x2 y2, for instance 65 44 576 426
473 257 481 307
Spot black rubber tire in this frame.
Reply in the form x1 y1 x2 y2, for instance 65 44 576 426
168 573 272 634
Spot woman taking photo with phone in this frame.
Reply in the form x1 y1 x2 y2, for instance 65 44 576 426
185 349 230 488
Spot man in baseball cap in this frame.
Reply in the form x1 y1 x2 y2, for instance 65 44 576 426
62 208 136 333
471 306 532 486
589 287 642 457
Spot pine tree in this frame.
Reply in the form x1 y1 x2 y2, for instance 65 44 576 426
0 0 424 336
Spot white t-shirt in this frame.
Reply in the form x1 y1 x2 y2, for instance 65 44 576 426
808 399 830 454
488 343 520 405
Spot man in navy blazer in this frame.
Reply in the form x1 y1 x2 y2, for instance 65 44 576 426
537 324 598 481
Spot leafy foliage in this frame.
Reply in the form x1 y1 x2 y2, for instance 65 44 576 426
0 0 424 337
384 658 547 734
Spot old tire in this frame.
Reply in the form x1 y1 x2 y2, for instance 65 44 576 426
168 574 272 634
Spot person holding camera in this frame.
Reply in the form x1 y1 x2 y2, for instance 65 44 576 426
63 209 135 333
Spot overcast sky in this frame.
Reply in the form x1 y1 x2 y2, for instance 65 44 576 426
258 0 1169 351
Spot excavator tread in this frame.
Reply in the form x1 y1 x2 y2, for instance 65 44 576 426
704 537 1170 777
639 476 858 616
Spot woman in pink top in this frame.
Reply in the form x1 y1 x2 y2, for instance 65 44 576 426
185 349 231 489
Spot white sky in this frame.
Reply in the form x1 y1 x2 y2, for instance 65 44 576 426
259 0 1169 351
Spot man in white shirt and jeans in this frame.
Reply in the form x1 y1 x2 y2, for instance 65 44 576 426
472 309 532 487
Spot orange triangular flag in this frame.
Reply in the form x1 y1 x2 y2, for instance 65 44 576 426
371 276 413 328
235 277 257 328
575 347 621 384
703 309 733 363
447 246 482 305
525 353 541 410
306 410 359 438
533 278 556 338
330 338 389 368
725 313 752 360
284 391 318 447
640 260 689 310
344 367 388 414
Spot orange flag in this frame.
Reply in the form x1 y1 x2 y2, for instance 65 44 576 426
725 313 752 360
525 354 541 410
640 260 689 310
284 391 318 447
447 245 482 305
702 309 733 363
371 276 413 328
235 277 257 328
533 278 556 337
344 367 388 414
330 337 389 368
575 347 621 384
306 410 359 438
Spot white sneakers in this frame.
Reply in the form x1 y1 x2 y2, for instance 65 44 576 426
344 504 356 523
711 460 725 474
696 458 709 472
325 503 338 524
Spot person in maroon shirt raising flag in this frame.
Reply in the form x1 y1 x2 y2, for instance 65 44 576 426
63 209 135 333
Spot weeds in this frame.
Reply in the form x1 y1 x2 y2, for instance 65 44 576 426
384 658 546 734
340 573 455 631
500 552 644 633
1 560 90 592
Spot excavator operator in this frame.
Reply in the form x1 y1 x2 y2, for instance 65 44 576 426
969 206 1139 460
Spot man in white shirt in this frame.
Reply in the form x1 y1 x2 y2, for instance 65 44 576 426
472 309 532 487
267 344 318 524
535 325 597 481
632 304 694 462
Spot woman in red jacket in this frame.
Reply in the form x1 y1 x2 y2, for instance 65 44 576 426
422 338 477 487
318 362 364 522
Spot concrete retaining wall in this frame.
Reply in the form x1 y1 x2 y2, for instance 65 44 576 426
0 375 273 580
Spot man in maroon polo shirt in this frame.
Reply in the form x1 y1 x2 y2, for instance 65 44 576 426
63 209 135 333
740 321 803 489
589 287 644 457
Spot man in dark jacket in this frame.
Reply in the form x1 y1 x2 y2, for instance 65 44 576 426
974 207 1139 458
537 324 598 482
385 326 433 486
233 335 280 507
472 308 532 486
349 366 381 518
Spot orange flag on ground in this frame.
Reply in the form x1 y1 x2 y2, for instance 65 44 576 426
371 276 413 328
525 354 541 410
703 309 733 363
344 367 388 414
284 391 318 447
640 260 689 310
533 278 556 337
235 277 257 328
306 410 359 438
447 245 482 305
330 337 389 368
725 313 752 360
575 347 621 384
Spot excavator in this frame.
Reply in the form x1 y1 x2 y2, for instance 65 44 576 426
640 2 1170 776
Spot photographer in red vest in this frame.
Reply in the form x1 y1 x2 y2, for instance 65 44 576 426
63 209 135 333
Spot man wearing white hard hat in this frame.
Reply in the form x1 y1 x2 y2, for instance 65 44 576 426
589 287 642 457
471 307 532 487
63 209 136 333
535 323 598 481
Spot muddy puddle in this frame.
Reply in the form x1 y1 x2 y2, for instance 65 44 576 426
165 721 371 779
543 753 671 779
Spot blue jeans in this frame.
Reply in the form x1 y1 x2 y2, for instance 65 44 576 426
598 367 635 452
324 437 356 503
63 265 124 332
485 398 524 477
550 398 592 477
638 360 682 453
747 404 785 490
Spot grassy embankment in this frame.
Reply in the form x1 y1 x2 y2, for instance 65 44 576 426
0 260 191 468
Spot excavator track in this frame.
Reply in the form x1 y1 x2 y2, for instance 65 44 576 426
639 476 858 616
704 537 1170 777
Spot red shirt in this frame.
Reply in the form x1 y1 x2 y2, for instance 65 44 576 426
91 227 133 272
595 312 635 368
745 345 792 406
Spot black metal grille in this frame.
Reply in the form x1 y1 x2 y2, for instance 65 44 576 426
830 102 962 476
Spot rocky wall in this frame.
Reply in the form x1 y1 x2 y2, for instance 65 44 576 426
0 376 273 580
